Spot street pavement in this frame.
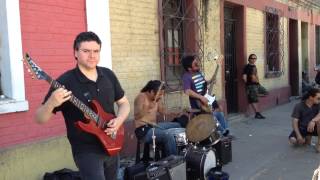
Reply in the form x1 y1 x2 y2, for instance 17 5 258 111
224 99 320 180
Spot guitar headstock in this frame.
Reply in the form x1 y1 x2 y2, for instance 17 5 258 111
22 53 48 80
213 54 224 65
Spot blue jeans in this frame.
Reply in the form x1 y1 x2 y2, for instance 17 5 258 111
143 122 181 156
213 111 229 134
73 152 119 180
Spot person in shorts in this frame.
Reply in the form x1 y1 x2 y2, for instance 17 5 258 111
242 54 268 119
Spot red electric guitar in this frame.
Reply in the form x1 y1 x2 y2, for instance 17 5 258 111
23 53 124 156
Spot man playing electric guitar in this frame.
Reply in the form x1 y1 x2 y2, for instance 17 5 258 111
182 55 230 136
34 31 130 180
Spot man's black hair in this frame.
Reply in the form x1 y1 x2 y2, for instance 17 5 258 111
73 31 102 51
141 80 165 93
302 88 320 101
248 54 257 61
181 55 196 71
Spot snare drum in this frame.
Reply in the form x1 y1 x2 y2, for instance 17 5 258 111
166 128 188 146
166 128 188 155
185 146 216 180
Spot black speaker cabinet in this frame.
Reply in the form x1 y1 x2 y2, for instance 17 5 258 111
133 172 148 180
124 162 149 180
213 137 232 165
146 155 186 180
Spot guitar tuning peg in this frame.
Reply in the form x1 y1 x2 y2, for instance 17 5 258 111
31 76 35 79
27 69 31 73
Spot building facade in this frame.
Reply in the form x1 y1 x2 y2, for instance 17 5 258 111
0 0 320 179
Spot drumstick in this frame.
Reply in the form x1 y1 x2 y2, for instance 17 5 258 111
153 81 165 103
153 81 166 121
137 119 164 129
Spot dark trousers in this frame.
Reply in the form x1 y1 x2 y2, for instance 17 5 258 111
73 152 119 180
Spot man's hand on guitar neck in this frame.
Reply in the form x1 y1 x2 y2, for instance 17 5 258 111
208 78 216 86
34 88 72 124
48 88 72 108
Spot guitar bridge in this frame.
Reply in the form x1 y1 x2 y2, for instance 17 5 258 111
111 132 117 139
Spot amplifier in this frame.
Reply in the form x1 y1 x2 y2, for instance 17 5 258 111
124 162 149 180
213 137 232 165
146 155 186 180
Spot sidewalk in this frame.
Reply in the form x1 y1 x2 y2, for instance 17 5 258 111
224 99 320 180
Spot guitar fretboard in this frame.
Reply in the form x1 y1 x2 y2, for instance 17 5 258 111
47 76 99 123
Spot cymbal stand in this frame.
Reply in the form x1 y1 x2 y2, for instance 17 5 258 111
151 127 156 161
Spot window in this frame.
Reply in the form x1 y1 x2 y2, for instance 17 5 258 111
0 0 28 114
265 9 281 77
160 0 198 91
316 26 320 65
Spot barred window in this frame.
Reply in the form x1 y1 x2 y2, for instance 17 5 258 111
265 12 280 75
160 0 198 91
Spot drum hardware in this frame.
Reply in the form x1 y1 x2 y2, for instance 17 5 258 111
151 127 156 161
137 120 165 161
186 114 221 146
166 128 188 155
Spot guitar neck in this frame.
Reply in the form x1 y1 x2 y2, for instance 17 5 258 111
46 76 99 123
208 65 219 94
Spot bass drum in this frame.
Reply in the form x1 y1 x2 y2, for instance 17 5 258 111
185 146 216 180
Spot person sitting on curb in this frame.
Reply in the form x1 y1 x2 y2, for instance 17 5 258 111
289 88 320 152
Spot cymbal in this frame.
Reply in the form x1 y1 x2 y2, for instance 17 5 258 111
186 114 217 142
137 119 164 129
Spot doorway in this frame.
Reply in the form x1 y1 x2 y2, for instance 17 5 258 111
224 6 238 113
289 19 299 96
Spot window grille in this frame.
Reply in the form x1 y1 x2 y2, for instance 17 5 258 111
265 6 284 78
159 0 206 91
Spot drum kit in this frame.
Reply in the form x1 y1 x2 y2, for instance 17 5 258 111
139 110 222 180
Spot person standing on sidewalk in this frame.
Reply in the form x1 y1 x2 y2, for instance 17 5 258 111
242 54 268 119
34 31 130 180
289 88 320 152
